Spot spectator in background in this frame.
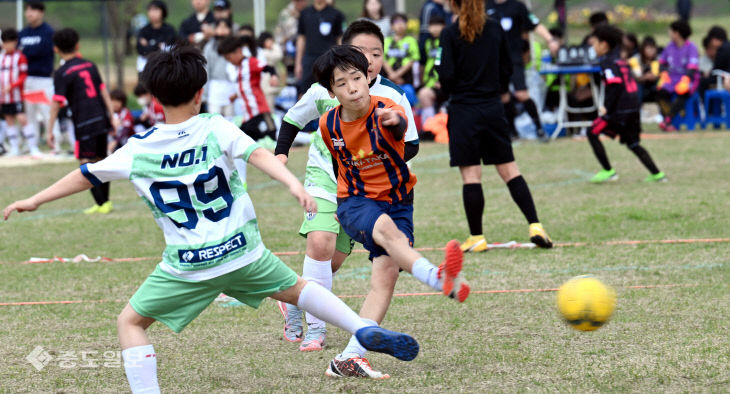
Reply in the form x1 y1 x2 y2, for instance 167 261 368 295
416 15 446 125
136 1 176 73
657 20 699 131
622 33 639 59
203 18 236 116
258 31 284 111
582 11 608 46
18 1 53 154
275 0 308 85
108 89 134 152
212 0 233 24
418 0 449 65
1 28 34 157
634 36 660 103
698 27 730 96
295 0 345 95
711 28 730 74
383 13 419 105
677 0 692 22
179 0 215 48
238 24 255 38
133 84 165 128
361 0 390 37
486 0 560 140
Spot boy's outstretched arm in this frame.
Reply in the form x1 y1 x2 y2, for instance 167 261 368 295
247 147 317 214
3 169 93 220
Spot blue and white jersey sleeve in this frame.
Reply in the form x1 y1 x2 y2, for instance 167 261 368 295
396 89 419 144
80 144 134 185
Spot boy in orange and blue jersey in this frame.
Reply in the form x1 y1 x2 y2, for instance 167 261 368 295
314 45 470 379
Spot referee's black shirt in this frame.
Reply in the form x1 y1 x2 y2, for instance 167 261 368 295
437 18 513 104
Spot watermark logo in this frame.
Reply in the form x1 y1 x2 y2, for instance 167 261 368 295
27 346 52 371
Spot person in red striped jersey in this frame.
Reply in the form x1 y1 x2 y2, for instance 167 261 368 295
1 28 39 156
217 35 278 144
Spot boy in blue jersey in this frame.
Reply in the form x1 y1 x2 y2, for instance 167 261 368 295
3 45 419 393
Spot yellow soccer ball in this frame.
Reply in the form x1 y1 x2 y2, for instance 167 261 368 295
556 275 616 331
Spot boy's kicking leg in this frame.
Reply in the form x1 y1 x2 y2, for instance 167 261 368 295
118 305 160 394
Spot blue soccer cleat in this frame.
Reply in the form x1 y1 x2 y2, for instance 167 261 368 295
354 326 419 361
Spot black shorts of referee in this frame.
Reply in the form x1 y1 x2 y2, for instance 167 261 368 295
447 96 514 167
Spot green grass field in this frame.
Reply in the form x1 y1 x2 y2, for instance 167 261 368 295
1 126 729 392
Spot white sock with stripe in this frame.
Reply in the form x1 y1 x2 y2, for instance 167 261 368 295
6 125 19 152
411 257 442 291
22 124 38 152
340 318 378 359
302 255 333 329
122 344 160 394
296 281 368 334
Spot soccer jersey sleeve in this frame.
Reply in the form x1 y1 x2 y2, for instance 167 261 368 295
213 116 261 162
80 144 134 185
282 84 325 129
392 85 419 143
53 70 67 104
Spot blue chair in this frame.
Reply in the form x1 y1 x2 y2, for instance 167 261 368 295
704 89 730 129
672 92 704 131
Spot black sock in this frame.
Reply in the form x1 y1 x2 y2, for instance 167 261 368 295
90 185 107 206
522 98 544 131
587 132 612 171
462 183 484 236
101 182 110 203
629 144 660 174
506 176 539 224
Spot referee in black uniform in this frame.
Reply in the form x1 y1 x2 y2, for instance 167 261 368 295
437 0 552 252
486 0 559 138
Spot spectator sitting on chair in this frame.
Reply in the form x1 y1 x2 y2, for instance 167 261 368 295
633 36 661 103
383 13 420 106
656 20 700 132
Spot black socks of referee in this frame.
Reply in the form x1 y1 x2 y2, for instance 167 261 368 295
90 182 110 206
587 131 612 171
507 176 539 224
462 184 484 236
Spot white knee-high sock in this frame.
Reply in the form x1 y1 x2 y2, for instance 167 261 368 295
122 344 160 394
296 282 369 334
411 257 442 291
22 124 38 151
302 255 333 329
341 318 378 358
6 125 19 151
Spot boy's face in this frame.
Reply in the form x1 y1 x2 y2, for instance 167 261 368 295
392 18 407 35
330 67 370 112
223 50 244 65
24 7 43 27
192 0 210 13
349 33 383 80
111 99 123 113
428 23 444 39
147 7 163 23
669 29 680 44
592 39 609 57
2 40 17 53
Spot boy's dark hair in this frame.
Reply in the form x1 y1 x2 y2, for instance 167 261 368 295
217 35 257 57
391 13 408 24
239 24 255 35
257 31 273 48
428 15 446 26
313 45 369 92
589 12 608 28
670 20 692 39
1 28 19 42
25 1 44 11
549 27 564 40
342 20 384 47
140 45 207 107
593 25 624 51
706 25 728 43
52 28 80 54
133 83 149 97
215 18 233 29
147 0 168 20
110 88 128 106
